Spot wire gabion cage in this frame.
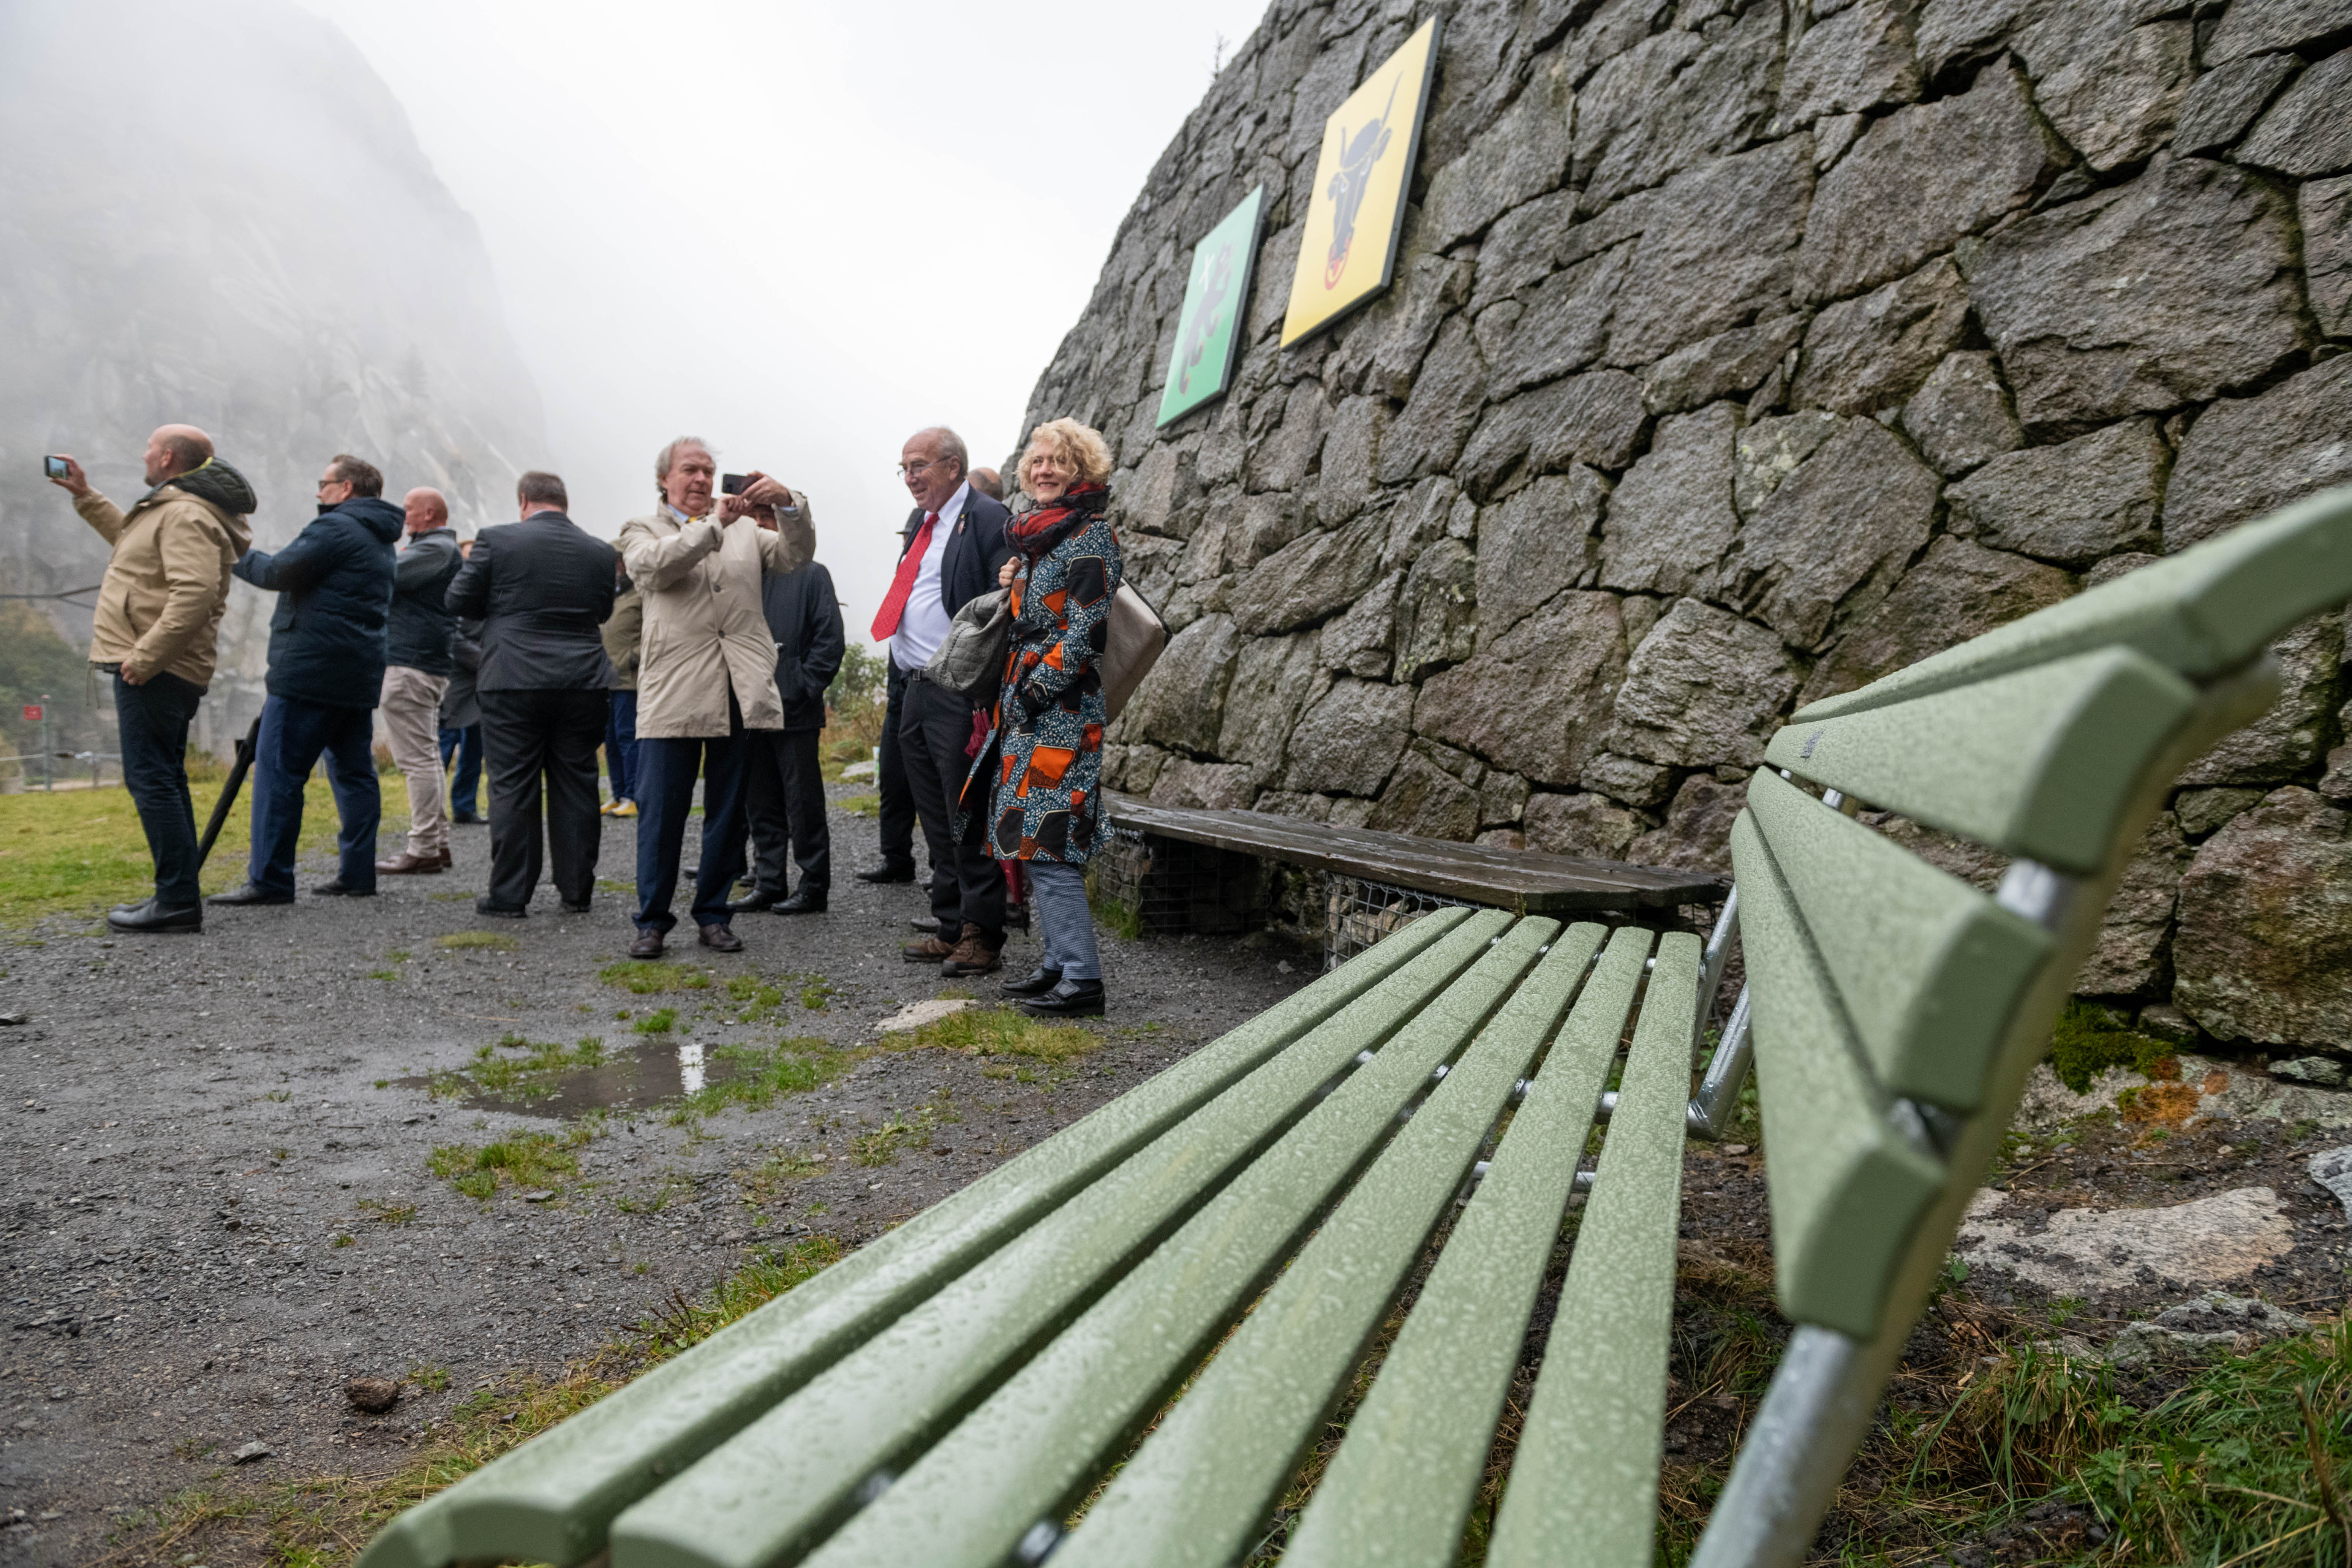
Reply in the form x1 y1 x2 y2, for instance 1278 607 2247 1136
1320 873 1483 969
1088 827 1269 936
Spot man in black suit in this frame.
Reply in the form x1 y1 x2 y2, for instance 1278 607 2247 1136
868 426 1014 971
444 470 618 916
732 547 844 914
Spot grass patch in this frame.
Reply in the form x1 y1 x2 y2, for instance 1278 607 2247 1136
426 1132 581 1200
631 1008 677 1034
435 931 518 953
366 969 399 981
849 1093 962 1167
2049 1001 2179 1093
355 1199 417 1225
427 1036 607 1101
669 1038 850 1125
116 1236 842 1568
838 793 880 818
600 960 712 994
880 1004 1101 1065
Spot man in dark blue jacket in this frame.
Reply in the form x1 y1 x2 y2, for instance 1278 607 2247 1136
210 453 401 906
732 550 844 914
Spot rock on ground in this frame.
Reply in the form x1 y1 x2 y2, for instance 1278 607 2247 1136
1955 1185 2295 1294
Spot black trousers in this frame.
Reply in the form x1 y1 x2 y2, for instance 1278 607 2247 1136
745 727 830 896
876 658 918 872
478 688 606 911
113 670 204 906
900 673 1005 937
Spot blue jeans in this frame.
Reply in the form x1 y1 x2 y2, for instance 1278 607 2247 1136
634 697 749 934
113 670 204 906
247 694 379 895
605 689 639 803
1027 859 1101 980
439 723 482 818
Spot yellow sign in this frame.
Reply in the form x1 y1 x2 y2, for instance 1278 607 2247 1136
1280 17 1442 348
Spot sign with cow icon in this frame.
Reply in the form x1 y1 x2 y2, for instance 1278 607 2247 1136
1279 16 1441 349
1155 184 1268 428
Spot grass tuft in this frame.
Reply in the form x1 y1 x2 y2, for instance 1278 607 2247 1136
426 1133 579 1200
428 1037 606 1101
599 960 712 994
435 931 518 952
879 1004 1101 1064
668 1038 849 1125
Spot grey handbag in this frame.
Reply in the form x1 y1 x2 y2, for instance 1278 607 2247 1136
922 587 1013 705
1100 581 1167 721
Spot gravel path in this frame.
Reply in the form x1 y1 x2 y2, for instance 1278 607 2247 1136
0 782 1310 1564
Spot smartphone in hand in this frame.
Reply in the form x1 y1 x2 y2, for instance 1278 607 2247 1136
721 473 750 496
44 456 69 479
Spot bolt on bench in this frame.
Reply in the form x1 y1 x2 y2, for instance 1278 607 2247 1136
363 487 2352 1568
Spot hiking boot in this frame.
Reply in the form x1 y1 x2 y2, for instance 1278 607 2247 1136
903 925 960 963
940 927 1005 978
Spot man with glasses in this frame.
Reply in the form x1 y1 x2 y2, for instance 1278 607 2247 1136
870 426 1013 974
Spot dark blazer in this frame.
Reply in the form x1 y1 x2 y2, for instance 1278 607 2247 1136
387 525 463 676
897 485 1013 638
232 494 403 708
445 511 619 692
759 560 846 732
440 618 484 730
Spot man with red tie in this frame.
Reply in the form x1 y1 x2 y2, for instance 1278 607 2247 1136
872 426 1015 972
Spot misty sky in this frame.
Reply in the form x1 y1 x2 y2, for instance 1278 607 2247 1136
302 0 1274 648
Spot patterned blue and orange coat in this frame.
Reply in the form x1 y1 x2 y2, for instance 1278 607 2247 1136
957 496 1124 865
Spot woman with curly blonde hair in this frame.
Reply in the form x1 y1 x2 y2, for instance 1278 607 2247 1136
957 417 1124 1016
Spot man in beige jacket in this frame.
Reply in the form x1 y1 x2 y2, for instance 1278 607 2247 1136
620 436 815 957
47 425 255 934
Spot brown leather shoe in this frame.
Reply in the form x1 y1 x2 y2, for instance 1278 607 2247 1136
438 846 453 868
699 923 744 953
375 852 442 875
940 927 1004 978
628 928 663 959
903 925 960 963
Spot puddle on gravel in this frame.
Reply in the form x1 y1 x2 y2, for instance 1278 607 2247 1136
395 1040 715 1119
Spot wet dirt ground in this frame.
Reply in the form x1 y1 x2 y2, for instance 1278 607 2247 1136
0 783 1310 1565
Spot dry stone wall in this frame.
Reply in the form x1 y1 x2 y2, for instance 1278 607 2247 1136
1015 0 2352 1053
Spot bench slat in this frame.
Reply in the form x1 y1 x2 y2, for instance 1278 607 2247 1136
1793 485 2352 722
1488 930 1703 1568
1742 770 2052 1111
618 913 1535 1568
1729 813 1944 1337
1762 647 2198 874
781 919 1559 1568
354 906 1479 1568
1282 925 1654 1568
1045 923 1614 1568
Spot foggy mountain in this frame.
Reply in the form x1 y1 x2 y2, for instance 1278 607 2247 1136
0 0 544 751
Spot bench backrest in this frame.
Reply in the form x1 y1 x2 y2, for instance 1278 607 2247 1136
1697 485 2352 1565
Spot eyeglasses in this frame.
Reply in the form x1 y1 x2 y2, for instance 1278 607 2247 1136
895 459 942 481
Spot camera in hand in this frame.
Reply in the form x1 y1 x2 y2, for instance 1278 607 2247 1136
44 456 69 480
721 473 750 496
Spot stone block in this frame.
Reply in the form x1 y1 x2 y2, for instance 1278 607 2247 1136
1422 50 1575 251
1945 419 2169 566
1902 350 2024 475
1776 0 1924 126
1475 468 1609 646
1122 612 1239 755
1316 396 1388 523
1628 772 1745 870
1327 247 1475 403
1467 189 1582 313
1599 402 1740 597
1799 536 2076 707
1727 416 1941 646
2164 356 2352 548
2238 45 2352 175
1643 314 1809 416
1418 591 1629 785
1226 491 1308 572
1216 628 1326 789
1611 598 1804 767
2175 787 2267 838
1367 751 1484 841
1377 315 1489 486
1532 370 1650 472
1480 768 1531 827
1606 135 1815 368
1971 156 2306 427
1393 538 1480 680
1284 677 1417 796
1485 243 1640 396
2175 786 2352 1049
2025 19 2194 169
2176 612 2343 787
1524 791 1649 858
1577 3 1783 209
2077 811 2191 996
2172 53 2300 156
1230 512 1389 635
2206 0 2352 63
1318 572 1399 681
2305 175 2352 338
1245 382 1330 494
1566 0 1678 84
1148 759 1260 811
1734 409 1843 518
1915 0 2036 78
1797 62 2064 301
1125 441 1200 539
1582 750 1677 809
1383 476 1471 573
1791 256 1970 415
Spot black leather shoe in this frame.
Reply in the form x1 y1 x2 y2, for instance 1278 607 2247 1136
475 900 528 918
313 879 375 897
775 887 828 914
999 966 1062 998
450 812 485 826
107 898 201 933
628 928 663 958
560 899 592 914
207 884 294 907
1019 977 1105 1018
727 888 782 914
856 862 918 884
698 923 744 953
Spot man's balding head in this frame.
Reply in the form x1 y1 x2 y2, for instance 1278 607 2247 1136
144 424 213 487
403 487 450 536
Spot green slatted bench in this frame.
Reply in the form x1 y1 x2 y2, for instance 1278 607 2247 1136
360 487 2352 1568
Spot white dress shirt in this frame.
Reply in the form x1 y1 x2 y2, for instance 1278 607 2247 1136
890 480 966 672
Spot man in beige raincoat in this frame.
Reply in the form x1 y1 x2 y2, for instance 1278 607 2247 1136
619 436 814 957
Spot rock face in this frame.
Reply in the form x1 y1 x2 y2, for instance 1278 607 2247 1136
1026 0 2352 1042
0 0 545 749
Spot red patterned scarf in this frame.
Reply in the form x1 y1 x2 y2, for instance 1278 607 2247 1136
1007 482 1109 557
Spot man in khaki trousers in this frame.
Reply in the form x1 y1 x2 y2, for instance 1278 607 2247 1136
376 488 463 874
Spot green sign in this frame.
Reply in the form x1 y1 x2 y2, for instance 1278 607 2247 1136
1155 185 1267 428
